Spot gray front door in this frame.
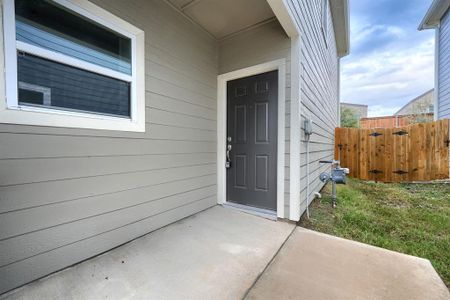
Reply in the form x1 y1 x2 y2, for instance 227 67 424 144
226 70 278 211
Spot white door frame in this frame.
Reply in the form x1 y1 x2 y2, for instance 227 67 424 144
217 59 286 218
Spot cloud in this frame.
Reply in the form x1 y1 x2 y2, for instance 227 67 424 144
341 0 435 117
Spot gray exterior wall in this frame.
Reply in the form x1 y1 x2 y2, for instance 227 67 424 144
0 0 343 294
289 0 339 215
218 20 291 218
438 10 450 119
0 0 218 294
395 89 434 116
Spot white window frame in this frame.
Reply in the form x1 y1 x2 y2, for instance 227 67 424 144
1 0 146 132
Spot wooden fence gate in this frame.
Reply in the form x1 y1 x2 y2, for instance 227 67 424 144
334 120 450 182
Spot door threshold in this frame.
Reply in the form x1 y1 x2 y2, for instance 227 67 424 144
222 202 277 221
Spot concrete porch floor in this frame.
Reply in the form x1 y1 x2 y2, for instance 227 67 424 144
1 206 449 300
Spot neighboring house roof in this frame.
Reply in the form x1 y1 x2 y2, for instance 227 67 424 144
419 0 450 30
330 0 350 57
340 102 368 118
394 89 434 116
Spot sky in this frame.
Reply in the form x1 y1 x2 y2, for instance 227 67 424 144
341 0 435 117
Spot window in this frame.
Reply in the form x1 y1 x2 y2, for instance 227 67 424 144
321 0 328 48
2 0 145 131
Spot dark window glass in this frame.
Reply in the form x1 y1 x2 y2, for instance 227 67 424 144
15 0 131 74
18 89 43 105
18 52 130 117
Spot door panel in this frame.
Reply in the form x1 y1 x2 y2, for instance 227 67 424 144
255 155 269 191
234 155 247 188
255 102 269 143
226 70 278 210
235 105 247 143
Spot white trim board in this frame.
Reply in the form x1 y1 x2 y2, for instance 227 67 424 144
267 0 301 221
217 59 286 219
434 26 440 120
267 0 301 38
289 36 301 221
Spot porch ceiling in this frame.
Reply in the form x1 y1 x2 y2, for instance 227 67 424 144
167 0 275 39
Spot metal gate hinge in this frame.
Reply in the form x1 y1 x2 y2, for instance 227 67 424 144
369 132 383 137
369 170 383 174
393 170 408 175
393 130 408 136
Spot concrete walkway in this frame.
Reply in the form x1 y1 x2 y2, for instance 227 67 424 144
2 207 449 300
0 206 295 300
247 227 450 300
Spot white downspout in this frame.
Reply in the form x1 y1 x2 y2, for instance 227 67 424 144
305 132 311 218
337 59 341 127
303 116 313 219
434 25 440 121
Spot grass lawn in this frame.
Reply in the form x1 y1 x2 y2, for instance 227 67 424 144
299 178 450 287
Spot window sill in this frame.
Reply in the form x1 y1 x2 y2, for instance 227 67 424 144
0 105 145 132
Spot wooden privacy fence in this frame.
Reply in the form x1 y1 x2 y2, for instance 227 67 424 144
334 120 450 182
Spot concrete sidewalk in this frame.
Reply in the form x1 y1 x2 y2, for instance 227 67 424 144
246 227 450 300
0 206 294 300
2 207 448 300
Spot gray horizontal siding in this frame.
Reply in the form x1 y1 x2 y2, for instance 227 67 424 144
439 10 450 119
0 133 216 159
218 20 291 218
0 196 215 293
288 0 339 216
0 0 218 294
0 176 216 246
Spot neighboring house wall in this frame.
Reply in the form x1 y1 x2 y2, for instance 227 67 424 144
0 0 218 293
361 116 409 129
289 0 339 215
340 103 368 118
395 89 434 116
360 113 434 129
218 20 291 218
438 10 450 119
